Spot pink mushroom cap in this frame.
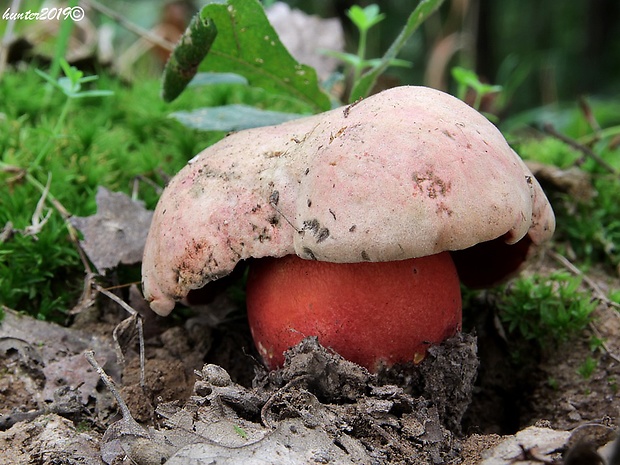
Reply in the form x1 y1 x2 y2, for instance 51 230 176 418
142 86 555 316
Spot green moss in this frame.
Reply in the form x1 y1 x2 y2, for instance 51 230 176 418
517 137 582 169
495 271 597 347
0 68 274 320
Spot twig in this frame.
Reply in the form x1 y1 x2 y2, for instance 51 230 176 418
137 316 146 388
95 282 146 385
548 250 620 311
32 169 98 315
69 272 98 314
133 174 164 196
0 222 14 243
0 164 93 274
509 444 555 464
579 96 602 138
588 322 620 364
85 350 150 440
82 0 175 52
85 350 134 420
94 283 137 315
260 374 310 429
543 123 618 176
22 169 90 272
549 250 620 364
22 173 53 239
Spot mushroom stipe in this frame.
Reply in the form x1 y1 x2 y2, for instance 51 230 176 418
142 86 555 371
247 253 462 371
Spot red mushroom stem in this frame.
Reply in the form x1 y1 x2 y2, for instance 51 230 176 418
246 252 462 372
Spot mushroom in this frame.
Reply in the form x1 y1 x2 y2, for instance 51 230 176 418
142 86 555 371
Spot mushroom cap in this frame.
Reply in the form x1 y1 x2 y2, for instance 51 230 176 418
142 86 555 315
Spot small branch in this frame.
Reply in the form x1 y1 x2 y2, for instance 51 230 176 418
95 282 146 387
94 283 137 315
85 350 134 420
543 123 618 176
133 174 164 196
589 322 620 364
579 96 602 137
137 316 146 389
509 444 555 464
22 173 53 239
82 0 175 52
549 251 620 364
69 272 98 314
0 163 93 274
260 374 310 429
548 250 620 311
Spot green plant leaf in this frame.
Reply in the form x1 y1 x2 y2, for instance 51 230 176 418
71 90 115 99
58 76 79 95
35 63 112 100
347 5 386 32
452 66 502 99
349 0 445 102
170 104 304 131
34 68 66 93
233 424 248 439
322 50 364 68
188 72 248 87
59 58 82 86
324 50 412 70
196 0 331 113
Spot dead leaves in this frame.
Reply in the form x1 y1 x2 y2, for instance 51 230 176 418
70 187 153 274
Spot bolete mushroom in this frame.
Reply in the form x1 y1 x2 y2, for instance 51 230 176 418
142 86 555 372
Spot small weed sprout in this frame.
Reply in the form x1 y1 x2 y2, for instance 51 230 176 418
33 59 113 169
451 66 502 112
321 3 413 101
547 377 559 390
577 356 597 380
496 271 597 347
343 5 405 85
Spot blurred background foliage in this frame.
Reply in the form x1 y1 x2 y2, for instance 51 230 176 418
269 0 620 115
2 0 618 116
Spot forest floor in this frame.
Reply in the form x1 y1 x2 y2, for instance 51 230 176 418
1 255 619 464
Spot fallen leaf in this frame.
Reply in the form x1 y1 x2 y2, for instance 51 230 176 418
0 308 118 419
525 161 594 202
70 187 153 273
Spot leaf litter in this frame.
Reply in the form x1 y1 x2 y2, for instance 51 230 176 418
2 188 620 464
70 187 153 274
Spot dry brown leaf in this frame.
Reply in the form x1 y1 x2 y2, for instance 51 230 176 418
70 187 153 273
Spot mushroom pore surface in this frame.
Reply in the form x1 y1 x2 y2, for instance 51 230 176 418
142 86 555 316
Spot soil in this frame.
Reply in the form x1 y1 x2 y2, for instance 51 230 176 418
1 266 620 464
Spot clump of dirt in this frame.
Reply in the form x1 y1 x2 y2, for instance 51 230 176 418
101 334 478 464
2 284 620 464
